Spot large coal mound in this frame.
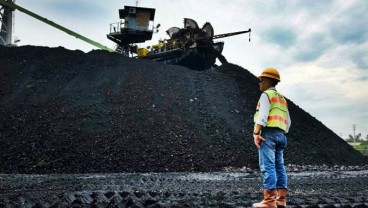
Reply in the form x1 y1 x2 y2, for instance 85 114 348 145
0 45 367 173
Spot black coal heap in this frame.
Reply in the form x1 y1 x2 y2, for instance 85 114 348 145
0 45 367 173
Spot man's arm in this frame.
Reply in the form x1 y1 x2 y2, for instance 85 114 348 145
256 93 270 127
253 93 270 148
285 110 291 133
253 124 265 149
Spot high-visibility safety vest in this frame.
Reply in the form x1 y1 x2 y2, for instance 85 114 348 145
254 89 288 131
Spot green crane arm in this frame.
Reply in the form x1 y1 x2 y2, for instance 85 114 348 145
0 0 114 52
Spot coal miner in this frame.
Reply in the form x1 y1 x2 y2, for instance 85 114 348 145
252 68 291 208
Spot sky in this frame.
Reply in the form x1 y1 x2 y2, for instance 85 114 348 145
6 0 368 139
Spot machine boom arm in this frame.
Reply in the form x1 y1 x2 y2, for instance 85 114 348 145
0 0 113 51
213 28 251 41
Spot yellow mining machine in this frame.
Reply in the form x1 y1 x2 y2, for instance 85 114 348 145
107 5 251 70
1 1 251 70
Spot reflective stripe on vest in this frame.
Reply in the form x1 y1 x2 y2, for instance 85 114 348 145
254 89 288 131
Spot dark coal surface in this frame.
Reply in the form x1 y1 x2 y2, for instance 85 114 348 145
0 45 367 174
0 169 368 208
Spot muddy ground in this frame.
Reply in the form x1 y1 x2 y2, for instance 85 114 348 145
1 167 368 207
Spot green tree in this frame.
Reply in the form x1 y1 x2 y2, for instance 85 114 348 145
348 133 362 143
346 137 354 142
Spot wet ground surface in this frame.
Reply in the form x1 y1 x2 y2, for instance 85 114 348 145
1 169 368 208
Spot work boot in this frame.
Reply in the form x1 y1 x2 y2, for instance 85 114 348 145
252 189 277 208
276 188 287 208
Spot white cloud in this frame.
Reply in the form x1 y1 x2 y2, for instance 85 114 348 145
280 64 368 101
278 63 368 137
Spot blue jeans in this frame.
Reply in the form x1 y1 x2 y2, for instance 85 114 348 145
259 128 288 190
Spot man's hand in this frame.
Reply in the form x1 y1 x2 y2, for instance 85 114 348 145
253 134 266 149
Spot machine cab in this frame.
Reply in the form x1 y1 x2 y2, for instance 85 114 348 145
107 6 156 46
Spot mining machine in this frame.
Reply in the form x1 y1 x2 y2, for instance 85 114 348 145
107 5 251 70
1 1 251 70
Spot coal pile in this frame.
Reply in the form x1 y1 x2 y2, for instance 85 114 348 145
0 45 367 174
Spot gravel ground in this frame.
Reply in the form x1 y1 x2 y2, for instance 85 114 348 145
0 167 368 207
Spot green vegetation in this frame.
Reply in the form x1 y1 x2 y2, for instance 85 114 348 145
345 133 362 143
353 143 368 150
345 133 368 155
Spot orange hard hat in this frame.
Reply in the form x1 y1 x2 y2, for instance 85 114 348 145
258 67 281 81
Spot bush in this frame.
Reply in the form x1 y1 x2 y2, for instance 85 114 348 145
354 145 368 150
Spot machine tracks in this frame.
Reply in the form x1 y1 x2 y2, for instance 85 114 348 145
1 171 367 207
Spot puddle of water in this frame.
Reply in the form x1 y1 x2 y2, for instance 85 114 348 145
177 172 252 181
